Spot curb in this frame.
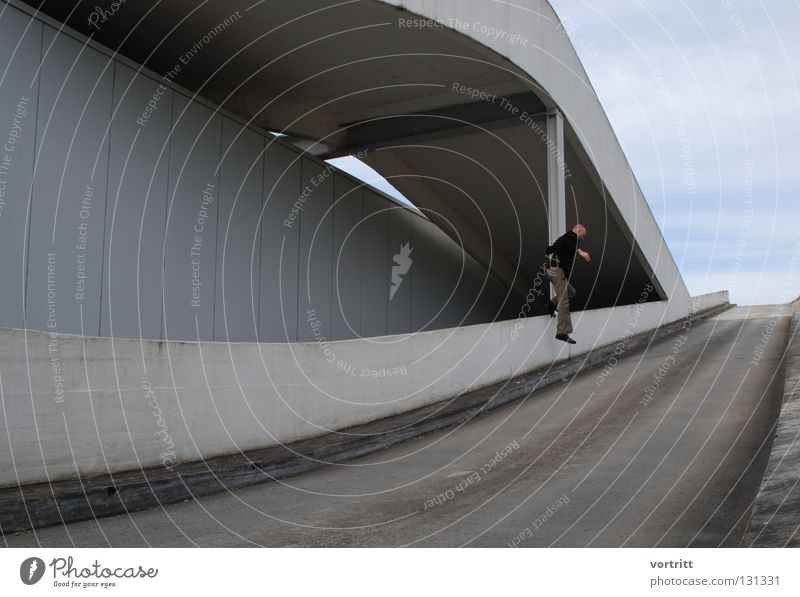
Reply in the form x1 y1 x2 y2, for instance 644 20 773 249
0 303 732 534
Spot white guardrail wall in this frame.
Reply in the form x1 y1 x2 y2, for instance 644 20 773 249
0 297 735 487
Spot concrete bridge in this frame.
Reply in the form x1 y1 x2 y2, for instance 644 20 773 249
1 0 793 546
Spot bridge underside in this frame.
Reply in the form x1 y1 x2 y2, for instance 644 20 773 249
24 0 664 313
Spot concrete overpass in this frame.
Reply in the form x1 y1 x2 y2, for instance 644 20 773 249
0 0 764 542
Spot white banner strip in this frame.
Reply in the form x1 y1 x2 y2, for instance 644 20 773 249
1 548 798 596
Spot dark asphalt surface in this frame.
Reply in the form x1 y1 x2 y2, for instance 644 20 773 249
2 306 789 548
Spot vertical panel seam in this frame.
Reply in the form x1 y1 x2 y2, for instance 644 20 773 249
160 90 175 341
96 58 115 337
356 186 364 338
385 195 389 336
210 115 223 341
255 136 265 342
330 174 337 340
22 19 44 329
359 187 366 336
292 154 300 342
406 210 412 333
296 158 304 343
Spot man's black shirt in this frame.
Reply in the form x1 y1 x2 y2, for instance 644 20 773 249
546 231 579 278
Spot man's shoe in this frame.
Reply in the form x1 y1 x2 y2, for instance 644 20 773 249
556 334 576 344
547 300 556 318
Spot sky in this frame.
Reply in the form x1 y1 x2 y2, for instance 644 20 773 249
328 155 409 205
333 1 800 306
548 0 800 305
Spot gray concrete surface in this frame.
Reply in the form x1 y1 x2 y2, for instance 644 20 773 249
2 306 787 548
0 304 725 533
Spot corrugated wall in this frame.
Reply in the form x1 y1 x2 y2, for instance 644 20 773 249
0 2 510 342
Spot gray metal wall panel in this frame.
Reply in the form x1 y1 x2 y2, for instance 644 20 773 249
438 237 465 329
360 192 388 338
472 251 511 324
214 119 264 342
451 242 473 325
460 252 494 326
483 266 507 323
388 206 413 335
259 141 300 342
411 217 454 331
297 158 334 342
26 27 112 336
331 175 362 340
163 93 221 341
0 8 41 329
101 64 171 340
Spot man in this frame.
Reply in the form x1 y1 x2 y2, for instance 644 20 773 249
545 224 591 344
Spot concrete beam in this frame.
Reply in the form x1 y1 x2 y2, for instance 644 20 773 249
327 91 547 158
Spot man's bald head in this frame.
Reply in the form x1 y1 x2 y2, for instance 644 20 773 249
572 224 587 240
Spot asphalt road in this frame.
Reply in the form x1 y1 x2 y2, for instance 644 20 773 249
3 306 790 548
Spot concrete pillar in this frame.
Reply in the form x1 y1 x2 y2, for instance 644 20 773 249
546 109 566 304
546 109 566 244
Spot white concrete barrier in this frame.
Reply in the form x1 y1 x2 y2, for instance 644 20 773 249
690 291 730 315
0 300 683 487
